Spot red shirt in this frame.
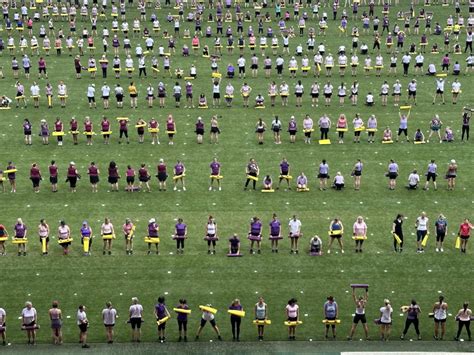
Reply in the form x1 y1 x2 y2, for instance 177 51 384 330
459 223 472 237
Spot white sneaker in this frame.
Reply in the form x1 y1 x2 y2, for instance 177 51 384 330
341 250 344 254
219 187 222 191
435 248 439 252
209 186 212 191
440 248 444 252
327 250 331 254
183 187 186 191
173 186 177 191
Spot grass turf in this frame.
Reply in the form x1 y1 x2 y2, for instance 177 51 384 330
0 0 473 351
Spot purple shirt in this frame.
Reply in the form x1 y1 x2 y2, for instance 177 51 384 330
155 304 167 319
250 221 262 235
148 222 158 237
14 223 26 237
270 220 281 236
280 161 289 174
210 162 220 175
174 163 184 175
175 223 186 236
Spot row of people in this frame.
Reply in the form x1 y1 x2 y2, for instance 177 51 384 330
0 294 472 346
0 156 460 193
1 213 472 256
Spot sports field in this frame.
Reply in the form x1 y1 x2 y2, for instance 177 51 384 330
0 0 473 351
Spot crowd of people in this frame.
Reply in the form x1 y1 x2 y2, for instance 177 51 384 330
0 212 472 256
0 293 472 347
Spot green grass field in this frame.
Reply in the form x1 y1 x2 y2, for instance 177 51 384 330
0 0 474 352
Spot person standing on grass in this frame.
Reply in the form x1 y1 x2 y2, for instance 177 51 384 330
433 295 448 340
397 111 410 142
123 218 135 255
387 159 399 190
454 302 472 341
255 296 268 341
0 306 6 346
14 218 27 256
29 163 41 193
255 118 267 145
244 158 259 191
38 219 50 256
195 306 222 341
129 297 144 342
269 213 282 253
348 287 369 341
77 305 89 348
461 109 470 141
155 296 170 343
378 299 392 341
108 161 120 192
327 218 344 254
173 160 186 191
174 218 187 254
400 300 422 340
458 218 474 254
446 159 458 191
391 214 404 253
278 158 291 190
49 301 62 345
156 159 167 192
102 301 117 344
248 216 263 255
21 301 37 345
229 299 243 341
352 159 363 190
434 214 448 253
423 160 438 191
0 223 8 256
175 299 189 342
415 212 429 254
353 216 367 253
286 298 299 341
318 159 329 191
288 215 302 254
324 296 339 340
101 217 115 256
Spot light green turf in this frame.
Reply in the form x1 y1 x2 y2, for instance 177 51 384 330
0 1 473 351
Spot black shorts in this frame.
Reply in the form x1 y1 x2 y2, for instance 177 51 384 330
318 173 328 179
324 93 332 98
157 319 166 330
88 97 95 103
426 172 436 181
434 318 446 324
353 313 367 324
210 127 220 134
139 176 150 182
90 176 99 184
31 177 41 187
196 128 204 135
311 93 319 98
296 92 303 98
78 323 88 332
200 318 216 327
388 172 398 179
436 89 443 94
130 317 142 329
126 176 135 184
50 176 58 184
108 176 118 184
408 90 416 97
213 92 220 99
416 230 427 242
157 172 167 182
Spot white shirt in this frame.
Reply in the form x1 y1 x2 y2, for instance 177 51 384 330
393 83 402 94
334 175 344 184
452 81 461 92
380 305 392 323
289 219 302 235
101 85 111 96
408 82 417 91
415 54 424 64
102 308 117 325
416 217 428 231
77 310 87 325
237 57 246 67
436 79 445 91
202 311 214 321
22 307 36 323
30 85 40 96
0 308 5 323
129 304 143 318
87 86 95 97
366 94 374 103
402 54 411 64
408 173 420 186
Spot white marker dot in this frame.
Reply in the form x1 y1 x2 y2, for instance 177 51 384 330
210 291 213 295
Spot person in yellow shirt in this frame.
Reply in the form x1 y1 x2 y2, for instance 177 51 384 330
128 82 138 109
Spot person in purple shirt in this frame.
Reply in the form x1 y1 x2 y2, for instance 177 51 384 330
278 158 291 190
269 213 282 253
229 299 243 341
175 299 189 342
209 157 222 191
195 117 204 144
248 217 262 254
228 234 240 255
23 118 32 145
147 218 159 255
6 161 17 193
14 218 27 256
174 218 187 254
173 160 186 191
154 296 170 343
